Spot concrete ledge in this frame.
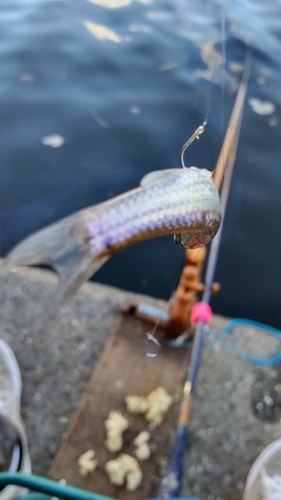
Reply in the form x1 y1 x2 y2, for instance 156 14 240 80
0 264 281 499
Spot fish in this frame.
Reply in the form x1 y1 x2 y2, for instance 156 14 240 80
4 167 222 298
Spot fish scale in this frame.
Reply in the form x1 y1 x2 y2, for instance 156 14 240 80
5 166 222 297
85 168 221 257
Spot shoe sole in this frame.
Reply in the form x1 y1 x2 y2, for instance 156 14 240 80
244 438 281 497
0 340 22 408
0 340 31 500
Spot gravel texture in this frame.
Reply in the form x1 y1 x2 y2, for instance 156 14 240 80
181 318 281 500
0 263 281 499
0 264 126 475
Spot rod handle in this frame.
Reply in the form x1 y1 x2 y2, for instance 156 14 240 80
158 425 187 498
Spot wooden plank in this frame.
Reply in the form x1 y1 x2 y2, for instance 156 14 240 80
49 297 190 499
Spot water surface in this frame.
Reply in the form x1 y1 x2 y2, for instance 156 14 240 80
1 0 281 327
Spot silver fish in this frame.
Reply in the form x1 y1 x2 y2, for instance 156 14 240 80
5 167 221 298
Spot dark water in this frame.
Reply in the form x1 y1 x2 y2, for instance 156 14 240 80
1 0 281 327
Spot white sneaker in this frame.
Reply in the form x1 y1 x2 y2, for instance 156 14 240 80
243 439 281 500
0 339 31 500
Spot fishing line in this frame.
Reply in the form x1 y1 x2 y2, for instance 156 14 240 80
205 0 226 126
158 11 253 500
190 246 204 265
144 235 189 355
203 53 218 127
180 121 207 169
220 0 227 181
145 256 186 357
145 1 226 359
181 57 218 164
146 323 162 358
145 116 213 353
144 240 191 357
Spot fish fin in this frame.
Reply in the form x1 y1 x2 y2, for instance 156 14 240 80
56 253 109 300
4 214 109 299
140 169 182 188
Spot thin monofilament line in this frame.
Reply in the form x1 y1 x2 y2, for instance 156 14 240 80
180 122 207 168
219 0 227 183
158 46 252 500
203 54 217 126
145 1 228 359
204 0 227 125
208 46 252 286
157 13 255 500
192 46 252 392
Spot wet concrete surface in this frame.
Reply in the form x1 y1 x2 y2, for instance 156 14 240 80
0 264 280 500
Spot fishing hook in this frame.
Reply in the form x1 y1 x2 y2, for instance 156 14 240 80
180 121 207 169
146 330 162 358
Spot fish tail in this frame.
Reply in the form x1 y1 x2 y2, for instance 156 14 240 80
4 215 108 299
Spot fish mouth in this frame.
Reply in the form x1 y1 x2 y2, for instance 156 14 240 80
174 213 221 249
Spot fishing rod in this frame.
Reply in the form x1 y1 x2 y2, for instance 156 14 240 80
157 53 251 498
